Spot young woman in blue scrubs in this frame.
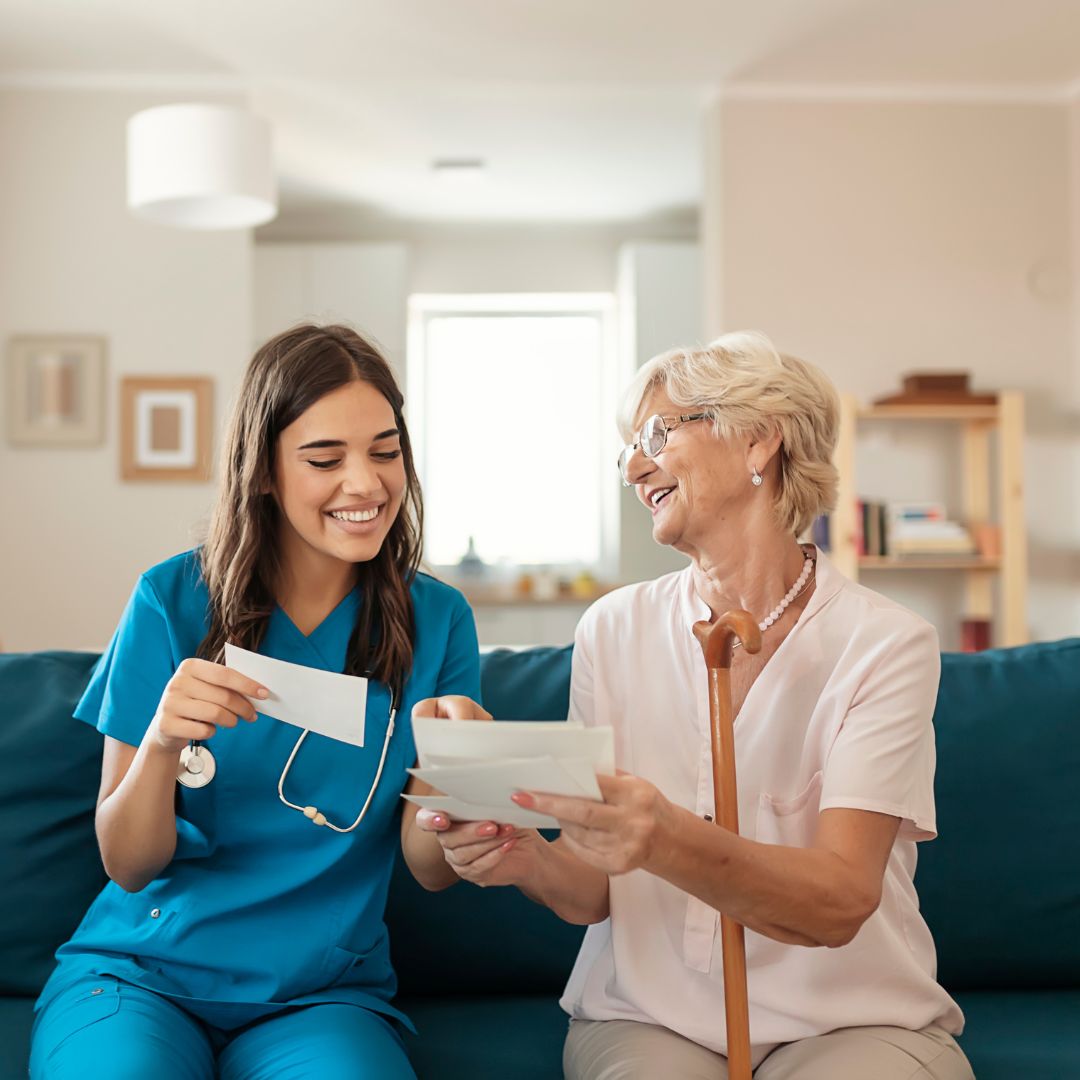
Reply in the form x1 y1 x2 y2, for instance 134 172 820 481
30 324 485 1079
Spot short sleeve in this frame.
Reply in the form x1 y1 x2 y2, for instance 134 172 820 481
74 574 178 748
433 595 482 703
568 608 596 727
819 620 940 842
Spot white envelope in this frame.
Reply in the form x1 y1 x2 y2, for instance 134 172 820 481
402 793 558 830
413 718 615 772
409 755 602 805
224 643 367 747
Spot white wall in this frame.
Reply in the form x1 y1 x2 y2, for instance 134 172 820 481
254 242 409 373
705 96 1078 645
258 211 697 292
616 241 700 585
0 89 253 651
1069 98 1080 636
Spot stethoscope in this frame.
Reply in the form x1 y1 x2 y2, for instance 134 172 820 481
177 702 397 835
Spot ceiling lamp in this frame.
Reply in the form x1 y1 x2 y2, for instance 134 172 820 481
127 104 277 230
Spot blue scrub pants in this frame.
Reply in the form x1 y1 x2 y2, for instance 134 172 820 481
30 977 417 1080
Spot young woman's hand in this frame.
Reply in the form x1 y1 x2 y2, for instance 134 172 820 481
408 695 539 887
149 658 268 754
414 812 545 888
411 695 491 721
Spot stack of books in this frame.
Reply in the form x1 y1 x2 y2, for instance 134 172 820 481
884 502 976 557
845 501 977 557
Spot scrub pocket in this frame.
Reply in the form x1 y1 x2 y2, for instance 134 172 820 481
331 926 394 992
755 770 823 848
31 978 121 1067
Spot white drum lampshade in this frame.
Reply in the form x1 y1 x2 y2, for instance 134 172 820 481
127 104 277 229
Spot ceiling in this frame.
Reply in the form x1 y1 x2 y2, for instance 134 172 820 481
3 0 1080 225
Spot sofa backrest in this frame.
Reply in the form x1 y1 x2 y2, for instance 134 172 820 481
0 651 106 996
3 639 1079 1002
387 646 584 997
915 637 1080 990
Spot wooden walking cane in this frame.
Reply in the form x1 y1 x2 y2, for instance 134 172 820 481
693 610 761 1080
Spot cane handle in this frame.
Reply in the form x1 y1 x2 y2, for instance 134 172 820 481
693 609 761 669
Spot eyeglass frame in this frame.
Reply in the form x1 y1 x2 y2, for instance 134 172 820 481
617 411 710 486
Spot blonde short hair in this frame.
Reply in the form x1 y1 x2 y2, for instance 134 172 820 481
619 330 840 536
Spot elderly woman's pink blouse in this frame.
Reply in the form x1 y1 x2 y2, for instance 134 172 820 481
559 549 963 1067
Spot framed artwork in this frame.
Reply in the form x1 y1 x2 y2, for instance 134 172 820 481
5 336 106 446
120 376 213 482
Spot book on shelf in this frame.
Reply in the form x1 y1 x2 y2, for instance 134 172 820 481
888 501 975 556
853 500 889 557
810 513 830 552
846 500 976 558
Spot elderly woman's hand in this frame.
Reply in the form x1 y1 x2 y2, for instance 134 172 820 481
414 812 545 887
512 773 677 876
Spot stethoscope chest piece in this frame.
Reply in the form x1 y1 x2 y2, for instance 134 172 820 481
177 743 216 788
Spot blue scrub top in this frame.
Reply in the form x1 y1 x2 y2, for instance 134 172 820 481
40 550 480 1031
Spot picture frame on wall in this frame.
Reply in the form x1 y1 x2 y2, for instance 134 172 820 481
120 376 213 482
5 335 107 446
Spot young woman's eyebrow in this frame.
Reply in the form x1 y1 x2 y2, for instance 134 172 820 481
296 429 399 451
297 439 346 451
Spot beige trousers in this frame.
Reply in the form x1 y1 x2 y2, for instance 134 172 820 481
563 1019 975 1080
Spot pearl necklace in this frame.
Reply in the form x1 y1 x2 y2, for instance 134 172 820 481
732 548 816 650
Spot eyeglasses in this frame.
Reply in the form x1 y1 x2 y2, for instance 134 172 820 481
617 412 709 486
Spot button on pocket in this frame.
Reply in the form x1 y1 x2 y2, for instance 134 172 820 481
36 981 122 1066
756 770 824 848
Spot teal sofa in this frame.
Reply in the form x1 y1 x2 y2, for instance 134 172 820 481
1 640 1078 1079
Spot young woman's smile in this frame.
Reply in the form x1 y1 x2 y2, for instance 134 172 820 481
273 380 407 569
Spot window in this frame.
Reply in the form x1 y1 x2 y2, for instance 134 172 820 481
407 293 618 572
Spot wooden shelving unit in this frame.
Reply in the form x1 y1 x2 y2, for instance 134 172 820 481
832 392 1028 646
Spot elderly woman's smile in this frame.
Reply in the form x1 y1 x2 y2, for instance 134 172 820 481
645 484 675 512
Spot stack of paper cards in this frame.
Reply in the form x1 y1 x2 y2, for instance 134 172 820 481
403 718 615 829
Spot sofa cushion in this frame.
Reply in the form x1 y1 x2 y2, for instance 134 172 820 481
953 989 1080 1080
917 638 1080 990
0 998 33 1080
401 995 568 1080
387 854 586 998
388 644 585 998
0 651 104 997
479 645 573 723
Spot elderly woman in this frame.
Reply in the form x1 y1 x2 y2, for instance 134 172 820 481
415 331 974 1079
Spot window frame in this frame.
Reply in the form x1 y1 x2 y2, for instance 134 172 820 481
406 292 620 577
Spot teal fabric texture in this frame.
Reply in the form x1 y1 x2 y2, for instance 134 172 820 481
389 645 584 998
916 638 1080 989
2 638 1079 1079
0 651 106 996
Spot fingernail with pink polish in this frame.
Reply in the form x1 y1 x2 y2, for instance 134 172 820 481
478 823 498 837
432 816 447 829
511 791 534 808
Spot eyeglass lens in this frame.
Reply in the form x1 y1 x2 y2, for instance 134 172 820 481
641 415 668 457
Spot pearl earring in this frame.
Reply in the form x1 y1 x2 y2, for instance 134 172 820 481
751 467 763 487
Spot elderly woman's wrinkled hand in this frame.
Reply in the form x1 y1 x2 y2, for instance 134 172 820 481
414 811 544 888
512 773 675 876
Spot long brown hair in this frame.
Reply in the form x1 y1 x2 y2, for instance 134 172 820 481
198 324 423 704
